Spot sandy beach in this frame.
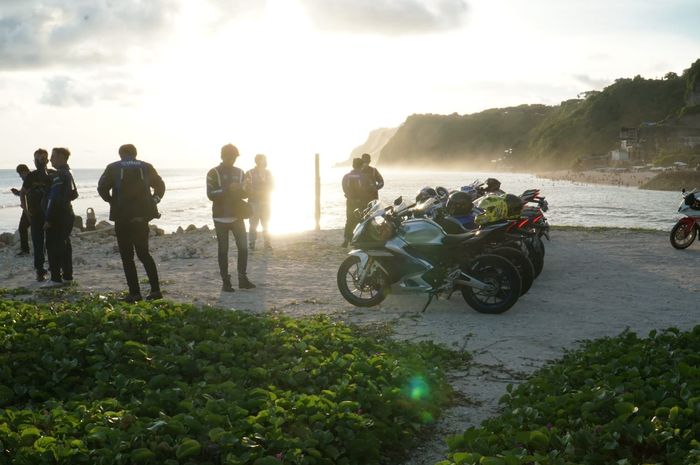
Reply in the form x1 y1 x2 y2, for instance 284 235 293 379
2 225 700 464
537 169 657 188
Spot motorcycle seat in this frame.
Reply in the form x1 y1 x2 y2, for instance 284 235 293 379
442 231 478 245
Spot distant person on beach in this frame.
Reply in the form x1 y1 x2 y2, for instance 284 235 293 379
21 149 55 281
43 147 78 288
207 144 256 292
246 154 274 251
11 164 31 256
361 153 384 201
342 158 373 248
98 144 165 302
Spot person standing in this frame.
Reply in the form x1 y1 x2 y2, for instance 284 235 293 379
207 144 256 292
361 153 384 201
97 144 165 302
342 158 372 247
246 154 274 250
21 149 55 281
43 147 78 288
11 164 31 256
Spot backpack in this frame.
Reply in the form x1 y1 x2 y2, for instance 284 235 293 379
113 160 160 220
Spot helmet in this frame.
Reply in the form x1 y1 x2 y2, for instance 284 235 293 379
474 194 509 225
445 191 474 216
435 186 449 199
503 194 523 218
459 185 478 201
415 187 437 203
484 178 502 192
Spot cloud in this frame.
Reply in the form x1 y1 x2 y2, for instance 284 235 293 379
573 74 611 89
40 73 143 107
0 0 179 70
299 0 468 35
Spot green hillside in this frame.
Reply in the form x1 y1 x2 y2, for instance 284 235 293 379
378 59 698 169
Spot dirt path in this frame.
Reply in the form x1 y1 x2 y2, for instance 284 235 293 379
2 226 700 465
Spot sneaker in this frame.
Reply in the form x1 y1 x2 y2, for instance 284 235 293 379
36 270 47 282
222 275 235 292
146 291 163 301
16 250 30 257
239 276 256 289
121 293 143 303
41 280 64 289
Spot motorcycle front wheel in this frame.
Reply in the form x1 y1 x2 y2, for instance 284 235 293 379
337 256 388 307
461 254 521 314
670 221 697 249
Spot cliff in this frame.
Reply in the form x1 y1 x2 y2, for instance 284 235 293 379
336 127 397 166
372 59 699 169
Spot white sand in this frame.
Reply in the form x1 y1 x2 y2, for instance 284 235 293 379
2 226 700 465
537 169 657 187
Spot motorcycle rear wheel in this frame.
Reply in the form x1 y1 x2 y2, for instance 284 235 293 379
461 254 521 314
490 247 535 295
670 222 697 249
337 256 388 307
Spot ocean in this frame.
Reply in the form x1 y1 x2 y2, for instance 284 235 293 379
0 167 683 235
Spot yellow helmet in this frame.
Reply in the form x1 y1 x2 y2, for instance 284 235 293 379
474 194 509 225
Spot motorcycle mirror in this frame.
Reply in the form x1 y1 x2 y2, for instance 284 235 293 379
394 196 403 206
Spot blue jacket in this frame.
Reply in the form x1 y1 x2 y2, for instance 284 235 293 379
44 164 77 222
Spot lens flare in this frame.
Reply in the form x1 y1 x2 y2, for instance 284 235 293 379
407 376 430 401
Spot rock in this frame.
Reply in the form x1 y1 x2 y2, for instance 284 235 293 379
0 232 15 245
199 224 210 231
176 226 184 234
73 215 84 232
149 225 165 236
166 245 203 259
95 220 113 230
186 224 197 232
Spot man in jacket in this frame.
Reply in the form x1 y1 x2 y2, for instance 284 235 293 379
361 153 384 201
97 144 165 302
11 164 31 256
246 153 274 250
207 144 256 292
43 147 77 288
341 158 372 247
21 149 55 281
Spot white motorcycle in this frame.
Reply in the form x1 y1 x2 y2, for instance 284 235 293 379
670 188 700 249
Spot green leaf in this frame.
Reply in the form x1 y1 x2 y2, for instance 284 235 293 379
176 439 201 459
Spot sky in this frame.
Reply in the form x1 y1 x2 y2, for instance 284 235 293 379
0 0 699 170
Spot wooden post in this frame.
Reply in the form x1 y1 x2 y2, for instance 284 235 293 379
315 153 321 231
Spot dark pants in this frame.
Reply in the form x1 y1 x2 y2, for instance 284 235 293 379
344 198 365 242
30 215 47 272
46 213 74 282
115 220 160 296
248 201 271 245
214 220 248 280
19 211 30 253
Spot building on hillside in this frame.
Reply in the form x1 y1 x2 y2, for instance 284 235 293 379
611 149 630 161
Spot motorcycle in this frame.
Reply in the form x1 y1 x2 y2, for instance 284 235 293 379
337 197 522 314
670 188 700 249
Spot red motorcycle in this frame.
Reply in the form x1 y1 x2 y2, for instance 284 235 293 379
670 188 700 249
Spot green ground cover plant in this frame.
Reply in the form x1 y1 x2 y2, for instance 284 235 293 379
438 328 700 465
0 298 464 465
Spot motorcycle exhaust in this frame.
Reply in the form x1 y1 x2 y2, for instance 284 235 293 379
455 276 495 291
